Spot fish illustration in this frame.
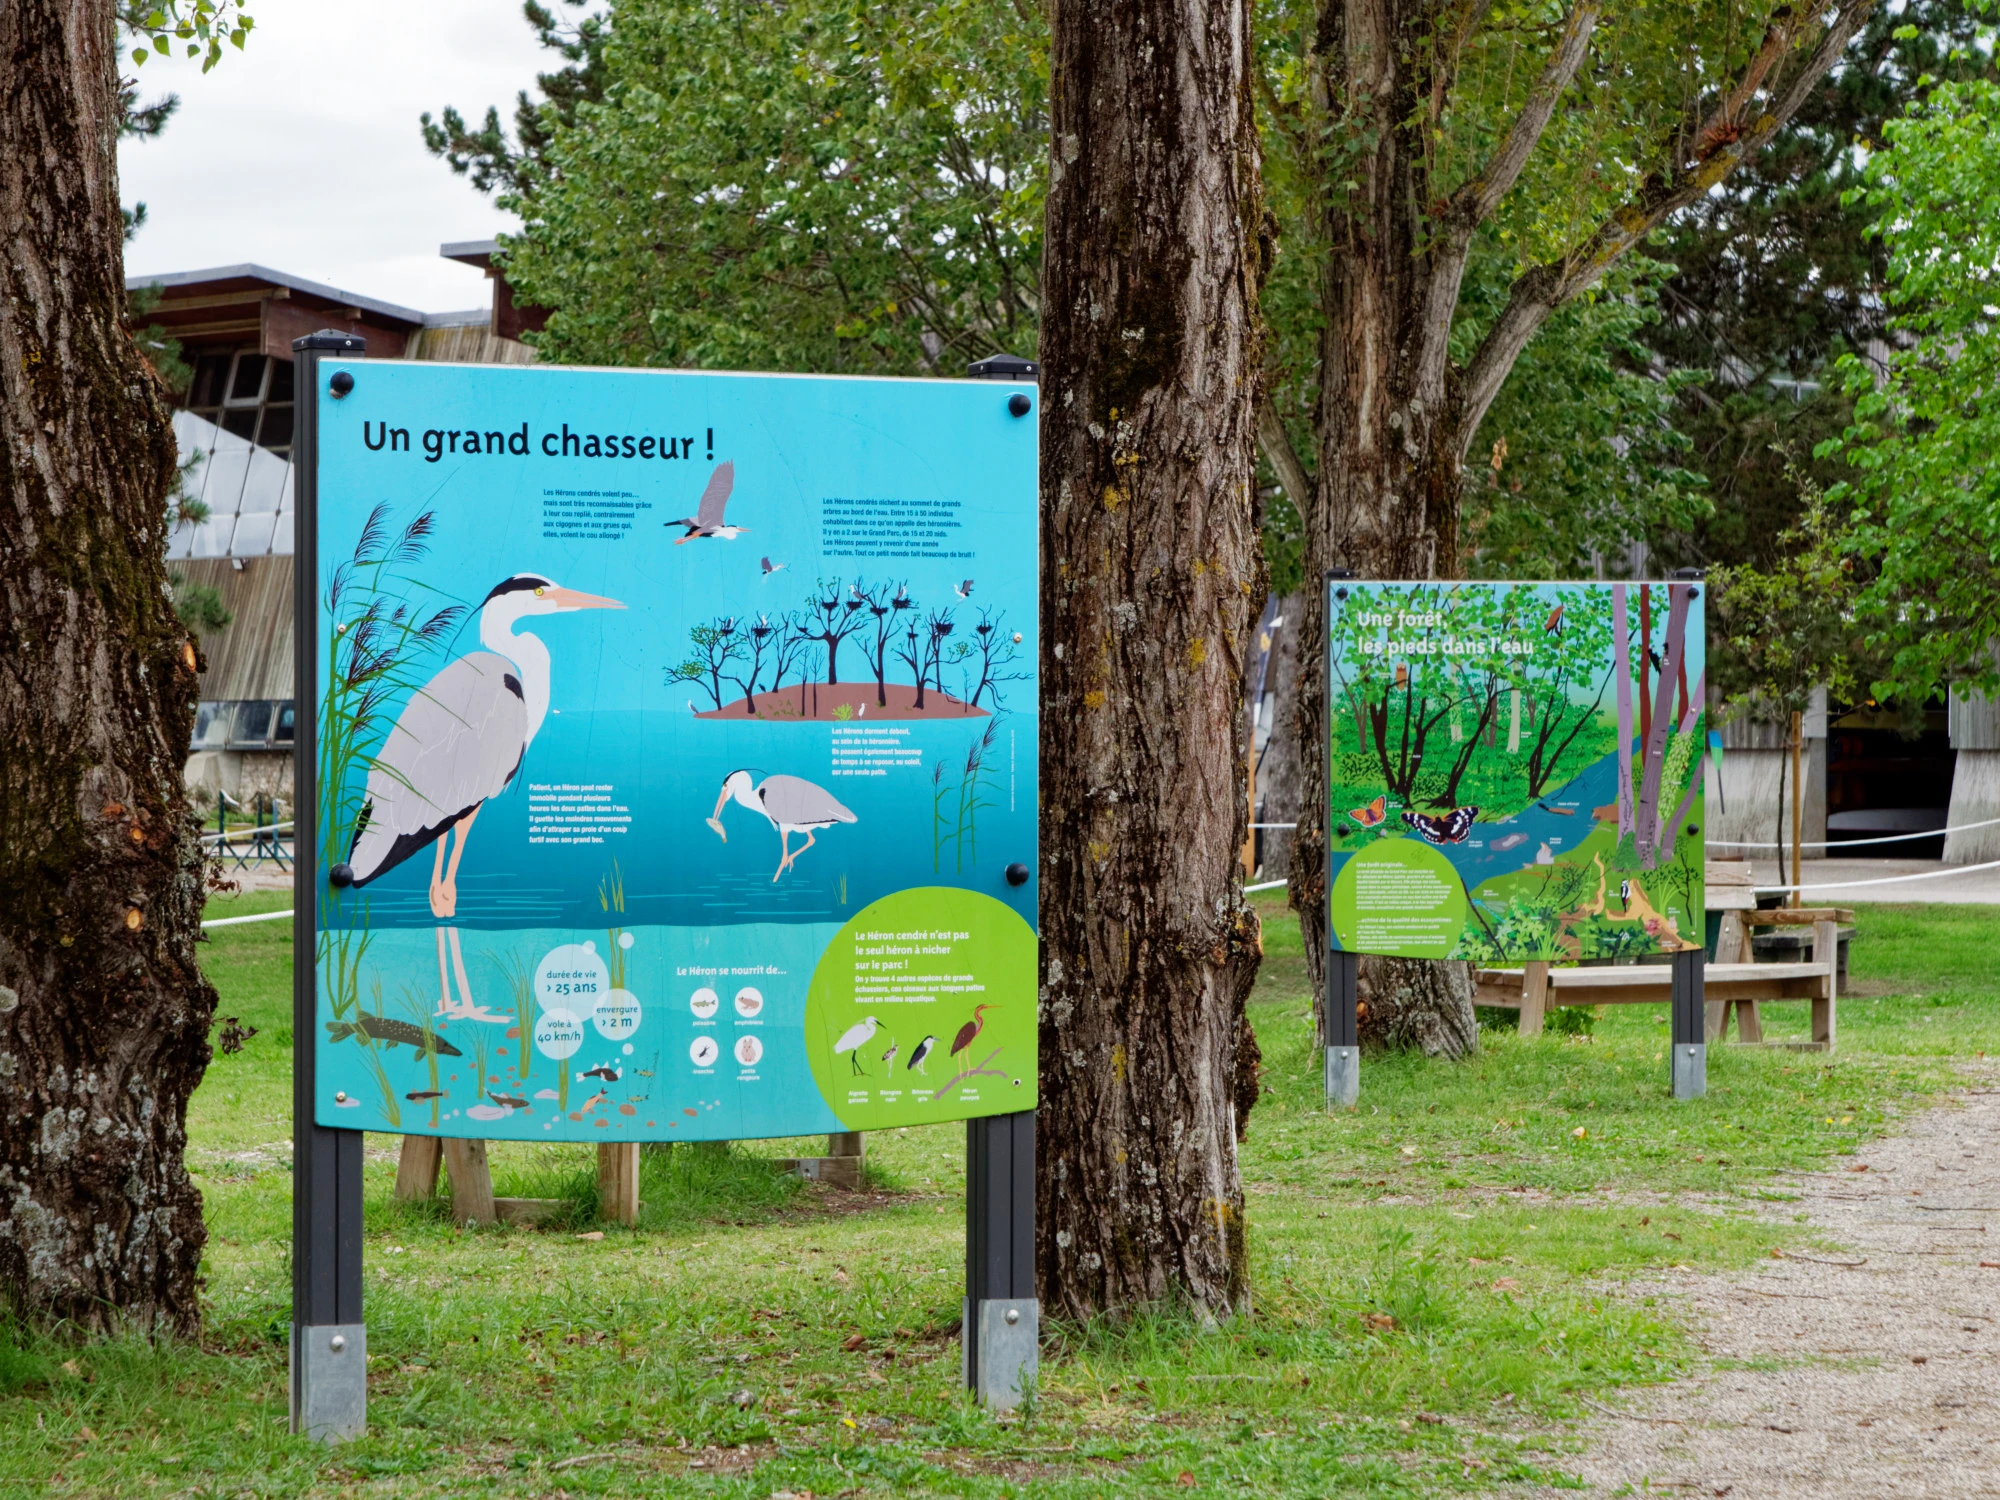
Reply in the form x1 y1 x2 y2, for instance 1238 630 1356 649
324 1017 463 1056
489 1094 530 1110
574 1091 609 1116
405 1089 446 1102
576 1064 621 1083
1491 832 1528 852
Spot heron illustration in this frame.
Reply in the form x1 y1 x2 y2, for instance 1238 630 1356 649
669 462 747 543
906 1035 936 1075
330 572 623 1017
953 579 975 599
951 1004 994 1058
879 1037 899 1071
708 769 857 880
832 1016 881 1074
760 556 786 577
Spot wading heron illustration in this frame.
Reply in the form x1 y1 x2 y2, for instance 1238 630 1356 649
950 1004 994 1058
906 1035 936 1075
707 769 857 880
832 1016 881 1074
669 462 747 542
330 573 624 1017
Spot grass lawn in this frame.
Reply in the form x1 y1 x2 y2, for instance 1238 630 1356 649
2 891 1992 1497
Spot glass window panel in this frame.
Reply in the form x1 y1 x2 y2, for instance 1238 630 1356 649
231 701 273 745
191 701 230 750
187 354 231 410
267 358 294 403
221 409 258 441
227 353 268 404
272 702 296 744
257 404 294 450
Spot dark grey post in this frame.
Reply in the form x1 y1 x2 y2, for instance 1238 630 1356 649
961 351 1039 1410
1324 950 1360 1108
1323 568 1361 1107
964 1111 1036 1408
290 331 369 1441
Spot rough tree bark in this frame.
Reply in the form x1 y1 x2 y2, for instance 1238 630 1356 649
0 0 215 1332
1038 0 1266 1319
1273 0 1878 1052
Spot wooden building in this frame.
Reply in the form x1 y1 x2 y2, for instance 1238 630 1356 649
132 244 544 811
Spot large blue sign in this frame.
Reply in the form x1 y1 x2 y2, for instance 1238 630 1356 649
309 363 1039 1142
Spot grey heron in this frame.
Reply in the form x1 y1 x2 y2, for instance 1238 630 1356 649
707 769 856 880
330 572 623 1015
669 462 747 542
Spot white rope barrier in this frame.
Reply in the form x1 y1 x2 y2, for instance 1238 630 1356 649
200 821 295 845
1752 858 2000 895
1710 813 2000 850
1244 879 1290 893
201 908 295 929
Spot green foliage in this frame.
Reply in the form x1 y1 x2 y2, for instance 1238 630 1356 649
121 0 254 72
1823 59 2000 703
501 0 1047 375
1710 451 1870 724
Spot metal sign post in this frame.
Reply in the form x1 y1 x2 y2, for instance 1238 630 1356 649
290 331 369 1441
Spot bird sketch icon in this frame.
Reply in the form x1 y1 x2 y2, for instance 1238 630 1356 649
310 358 1038 1144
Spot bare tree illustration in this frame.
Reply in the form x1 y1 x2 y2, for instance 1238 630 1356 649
807 577 870 684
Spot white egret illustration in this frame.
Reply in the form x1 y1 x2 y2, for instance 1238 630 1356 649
707 769 857 880
832 1016 881 1075
330 573 624 1018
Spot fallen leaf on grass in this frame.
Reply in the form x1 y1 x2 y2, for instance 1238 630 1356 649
1491 1278 1521 1291
841 1333 868 1352
1175 1472 1197 1488
575 1231 604 1241
1362 1312 1396 1331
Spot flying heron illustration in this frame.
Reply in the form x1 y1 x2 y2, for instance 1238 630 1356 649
707 769 857 880
951 1004 995 1058
330 573 624 1016
760 556 786 577
668 462 746 543
906 1035 936 1075
953 579 975 599
832 1016 881 1074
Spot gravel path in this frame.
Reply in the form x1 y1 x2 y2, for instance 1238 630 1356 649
1545 1073 2000 1497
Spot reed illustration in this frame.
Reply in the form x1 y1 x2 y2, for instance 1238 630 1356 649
599 861 627 989
489 949 537 1080
358 979 402 1128
932 720 1003 873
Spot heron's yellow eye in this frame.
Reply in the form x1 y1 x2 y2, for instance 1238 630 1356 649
534 586 546 597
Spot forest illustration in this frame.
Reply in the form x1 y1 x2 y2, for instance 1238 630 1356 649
1328 580 1706 962
668 577 1027 720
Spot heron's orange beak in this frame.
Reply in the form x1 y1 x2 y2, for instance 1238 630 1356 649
710 784 732 822
548 587 625 611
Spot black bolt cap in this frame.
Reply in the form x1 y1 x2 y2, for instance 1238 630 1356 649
329 863 355 888
329 371 355 398
1005 861 1031 887
1007 393 1032 418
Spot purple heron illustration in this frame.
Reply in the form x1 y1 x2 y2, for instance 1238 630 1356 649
669 461 747 543
329 573 623 1015
707 769 856 880
951 1003 995 1058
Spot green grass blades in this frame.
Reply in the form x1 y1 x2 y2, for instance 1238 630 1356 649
1 893 1992 1496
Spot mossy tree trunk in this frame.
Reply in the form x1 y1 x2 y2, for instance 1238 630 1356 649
0 0 216 1333
1037 0 1267 1320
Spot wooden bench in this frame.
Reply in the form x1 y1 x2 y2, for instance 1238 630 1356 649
1476 914 1842 1051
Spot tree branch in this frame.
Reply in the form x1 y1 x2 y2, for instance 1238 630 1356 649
1450 3 1600 228
1455 0 1879 462
1258 394 1316 517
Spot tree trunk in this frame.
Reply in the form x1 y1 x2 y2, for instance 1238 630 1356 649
1038 0 1265 1320
1257 595 1302 883
0 0 214 1333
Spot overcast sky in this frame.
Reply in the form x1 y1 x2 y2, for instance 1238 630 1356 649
119 0 553 312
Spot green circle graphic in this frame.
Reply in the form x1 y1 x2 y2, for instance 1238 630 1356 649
1329 836 1469 958
805 888 1038 1130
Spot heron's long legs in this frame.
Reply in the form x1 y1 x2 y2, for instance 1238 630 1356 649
429 836 452 919
436 805 480 916
436 927 452 1016
774 827 818 881
772 828 790 882
446 927 475 1015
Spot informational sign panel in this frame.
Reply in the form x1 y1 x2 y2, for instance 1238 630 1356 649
308 363 1038 1141
1324 579 1705 961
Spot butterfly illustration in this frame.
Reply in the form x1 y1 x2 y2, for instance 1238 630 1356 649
1402 806 1478 845
1348 795 1388 827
